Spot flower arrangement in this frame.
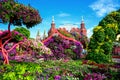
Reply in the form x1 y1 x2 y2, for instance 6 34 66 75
1 30 53 62
44 36 83 60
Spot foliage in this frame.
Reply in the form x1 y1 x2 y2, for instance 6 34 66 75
87 9 120 63
0 0 42 65
93 26 105 42
0 0 42 28
0 60 119 80
14 27 30 39
64 49 76 59
0 61 42 80
88 37 98 50
11 31 25 41
99 10 120 34
101 42 113 55
86 52 112 63
104 27 116 41
58 29 74 38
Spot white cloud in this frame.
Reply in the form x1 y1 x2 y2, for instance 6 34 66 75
90 0 120 17
87 27 94 38
59 24 78 31
57 12 71 17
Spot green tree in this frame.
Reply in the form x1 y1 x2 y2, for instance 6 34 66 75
88 37 98 50
101 42 113 55
87 9 120 63
0 0 42 33
14 27 30 39
99 13 117 27
93 26 105 42
104 27 116 41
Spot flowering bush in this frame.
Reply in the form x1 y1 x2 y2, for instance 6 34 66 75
44 36 83 60
0 0 42 28
0 30 52 62
84 73 106 80
6 39 53 62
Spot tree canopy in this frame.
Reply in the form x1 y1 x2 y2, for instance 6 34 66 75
0 0 42 29
86 9 120 63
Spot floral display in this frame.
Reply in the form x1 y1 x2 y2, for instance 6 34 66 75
6 39 53 62
0 0 120 80
0 30 52 63
44 36 83 60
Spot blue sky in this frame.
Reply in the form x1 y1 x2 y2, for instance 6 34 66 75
0 0 120 38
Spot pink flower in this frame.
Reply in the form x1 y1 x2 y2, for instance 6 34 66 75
54 75 61 80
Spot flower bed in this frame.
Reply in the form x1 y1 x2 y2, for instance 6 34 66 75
44 36 83 60
0 60 119 80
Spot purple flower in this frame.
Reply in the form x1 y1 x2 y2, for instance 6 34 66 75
14 31 19 35
54 75 61 80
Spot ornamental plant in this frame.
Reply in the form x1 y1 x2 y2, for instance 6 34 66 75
87 9 120 63
84 73 106 80
0 61 42 80
14 27 30 39
0 0 42 64
44 36 83 60
6 38 53 62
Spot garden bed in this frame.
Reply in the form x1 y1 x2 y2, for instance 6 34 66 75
0 60 120 80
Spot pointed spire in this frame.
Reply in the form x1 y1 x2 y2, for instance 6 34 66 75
81 16 84 23
36 29 41 41
37 29 40 36
43 30 46 40
52 16 55 23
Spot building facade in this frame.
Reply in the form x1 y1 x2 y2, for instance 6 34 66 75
48 16 87 37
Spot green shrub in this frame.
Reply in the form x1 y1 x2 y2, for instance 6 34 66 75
86 52 112 63
14 27 30 39
1 61 42 80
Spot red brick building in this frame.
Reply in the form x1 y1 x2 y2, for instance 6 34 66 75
48 16 87 37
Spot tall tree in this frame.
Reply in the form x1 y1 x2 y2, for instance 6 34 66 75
87 9 120 63
0 0 42 64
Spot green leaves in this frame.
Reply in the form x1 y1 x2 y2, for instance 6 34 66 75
0 0 42 28
87 9 120 63
3 72 17 80
1 61 42 80
104 27 116 41
14 27 30 39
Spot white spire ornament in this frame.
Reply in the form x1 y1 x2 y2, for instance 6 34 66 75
52 16 55 23
81 16 84 23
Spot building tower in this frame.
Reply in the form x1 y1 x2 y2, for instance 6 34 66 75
48 16 56 36
36 29 41 41
43 30 47 40
80 16 87 36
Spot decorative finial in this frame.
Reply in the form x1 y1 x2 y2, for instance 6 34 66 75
37 28 40 36
52 16 55 23
81 16 84 23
